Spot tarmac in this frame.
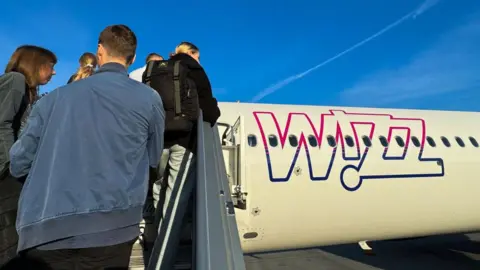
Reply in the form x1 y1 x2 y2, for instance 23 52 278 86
244 233 480 270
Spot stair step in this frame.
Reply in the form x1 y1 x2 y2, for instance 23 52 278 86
130 196 194 270
129 225 193 269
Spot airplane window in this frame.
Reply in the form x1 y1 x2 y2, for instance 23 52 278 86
426 136 436 147
327 135 337 147
379 136 388 147
441 136 451 147
308 135 318 147
455 136 465 147
411 136 420 147
288 135 298 147
469 137 479 147
345 135 355 147
268 135 278 147
395 136 405 147
247 134 257 147
362 135 372 147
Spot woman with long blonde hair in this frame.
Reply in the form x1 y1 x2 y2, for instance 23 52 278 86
151 42 220 258
67 52 97 84
170 41 200 63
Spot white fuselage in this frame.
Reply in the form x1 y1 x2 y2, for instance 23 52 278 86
217 102 480 253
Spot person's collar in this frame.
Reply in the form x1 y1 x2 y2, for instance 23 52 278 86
170 53 201 69
96 62 128 75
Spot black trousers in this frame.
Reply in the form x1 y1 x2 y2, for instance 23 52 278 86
0 173 22 267
6 239 137 270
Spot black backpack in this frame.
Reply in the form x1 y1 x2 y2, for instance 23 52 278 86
142 60 199 132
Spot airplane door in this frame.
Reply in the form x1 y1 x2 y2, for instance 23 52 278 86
220 116 247 209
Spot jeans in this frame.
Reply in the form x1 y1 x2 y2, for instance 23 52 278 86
149 144 196 269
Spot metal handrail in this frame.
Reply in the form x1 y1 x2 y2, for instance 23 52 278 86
195 111 246 270
147 111 245 270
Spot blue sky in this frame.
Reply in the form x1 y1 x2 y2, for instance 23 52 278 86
1 0 479 111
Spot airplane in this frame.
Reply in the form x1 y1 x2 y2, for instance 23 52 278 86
216 101 480 254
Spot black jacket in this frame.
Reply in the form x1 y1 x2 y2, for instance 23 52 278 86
67 74 75 84
163 53 221 151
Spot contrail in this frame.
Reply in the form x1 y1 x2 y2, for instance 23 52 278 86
413 0 440 18
250 0 440 102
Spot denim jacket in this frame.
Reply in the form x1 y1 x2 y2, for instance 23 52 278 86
9 63 165 251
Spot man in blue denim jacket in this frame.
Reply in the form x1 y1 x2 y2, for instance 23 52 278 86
9 25 165 269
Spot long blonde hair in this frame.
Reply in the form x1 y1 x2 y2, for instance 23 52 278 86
71 52 97 82
173 42 200 62
175 42 199 54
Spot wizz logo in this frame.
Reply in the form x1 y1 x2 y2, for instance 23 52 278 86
253 110 445 191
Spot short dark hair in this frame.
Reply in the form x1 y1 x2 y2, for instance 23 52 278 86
98 25 137 64
145 53 163 64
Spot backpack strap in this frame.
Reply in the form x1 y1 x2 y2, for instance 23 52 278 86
144 62 155 86
173 61 182 116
